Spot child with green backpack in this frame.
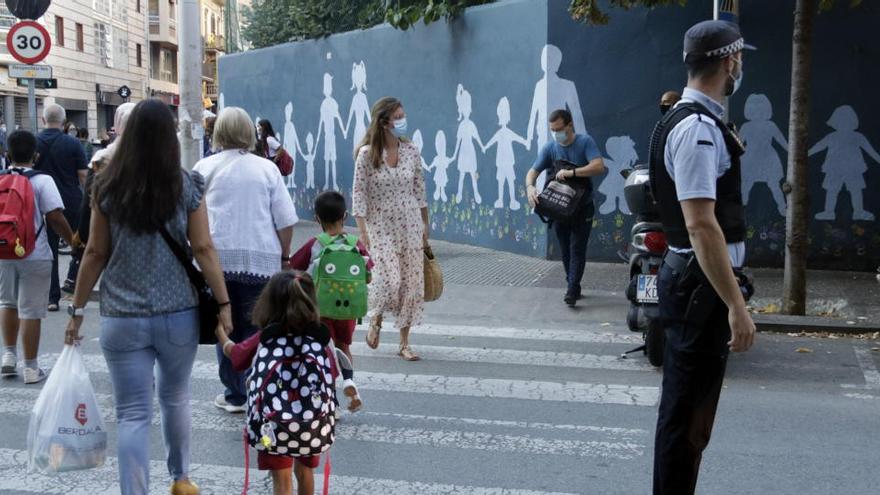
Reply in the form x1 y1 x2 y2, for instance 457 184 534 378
291 191 372 412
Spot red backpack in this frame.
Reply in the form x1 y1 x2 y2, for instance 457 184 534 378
0 168 44 259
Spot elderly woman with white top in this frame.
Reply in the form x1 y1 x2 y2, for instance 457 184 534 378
193 107 298 413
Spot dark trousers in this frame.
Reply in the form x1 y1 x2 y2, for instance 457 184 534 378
215 278 266 406
553 213 593 297
653 262 731 495
47 207 80 305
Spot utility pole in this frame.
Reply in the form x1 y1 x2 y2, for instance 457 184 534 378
178 0 203 169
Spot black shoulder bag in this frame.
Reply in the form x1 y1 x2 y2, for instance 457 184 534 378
534 159 588 223
159 227 220 345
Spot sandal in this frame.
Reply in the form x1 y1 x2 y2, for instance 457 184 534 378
366 318 381 349
398 345 421 362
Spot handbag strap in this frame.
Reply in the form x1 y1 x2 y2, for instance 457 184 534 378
159 226 208 291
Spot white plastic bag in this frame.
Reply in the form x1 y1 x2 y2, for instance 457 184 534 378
27 344 107 473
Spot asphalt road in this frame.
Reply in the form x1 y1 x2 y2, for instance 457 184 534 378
0 278 878 494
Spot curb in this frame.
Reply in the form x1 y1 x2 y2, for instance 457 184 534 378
754 313 880 335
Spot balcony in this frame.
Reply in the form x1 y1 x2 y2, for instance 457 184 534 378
205 34 225 53
202 59 217 81
204 83 218 99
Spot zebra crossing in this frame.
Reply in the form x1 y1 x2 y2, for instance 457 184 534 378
0 319 662 494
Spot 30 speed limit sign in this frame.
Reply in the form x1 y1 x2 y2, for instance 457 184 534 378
6 21 51 65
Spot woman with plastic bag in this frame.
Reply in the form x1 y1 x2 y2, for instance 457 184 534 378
64 99 233 495
27 344 107 473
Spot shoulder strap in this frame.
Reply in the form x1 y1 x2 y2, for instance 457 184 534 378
316 233 335 248
159 226 208 290
343 234 359 248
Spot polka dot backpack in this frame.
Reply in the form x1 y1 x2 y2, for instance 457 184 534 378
245 330 337 459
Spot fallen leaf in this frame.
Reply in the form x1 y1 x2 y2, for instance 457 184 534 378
796 347 814 353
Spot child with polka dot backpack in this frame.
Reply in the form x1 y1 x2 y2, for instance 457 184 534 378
216 271 337 495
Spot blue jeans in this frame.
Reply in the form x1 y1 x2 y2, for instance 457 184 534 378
216 279 265 406
100 308 199 495
554 212 594 297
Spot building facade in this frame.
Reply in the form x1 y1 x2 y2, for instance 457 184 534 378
0 0 149 138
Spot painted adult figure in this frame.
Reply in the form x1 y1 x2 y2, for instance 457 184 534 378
34 104 88 310
525 109 605 307
65 99 233 495
650 21 756 494
352 97 429 362
193 107 298 414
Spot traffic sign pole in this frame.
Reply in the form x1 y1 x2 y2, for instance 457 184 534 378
27 79 36 132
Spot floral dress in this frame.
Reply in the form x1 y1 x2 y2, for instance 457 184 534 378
352 141 428 329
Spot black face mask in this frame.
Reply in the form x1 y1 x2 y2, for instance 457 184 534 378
660 104 672 115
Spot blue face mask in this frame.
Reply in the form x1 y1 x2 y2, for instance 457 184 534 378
391 118 408 137
553 130 568 144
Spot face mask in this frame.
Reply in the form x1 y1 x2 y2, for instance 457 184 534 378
553 130 569 144
391 117 408 137
725 58 743 96
660 104 672 115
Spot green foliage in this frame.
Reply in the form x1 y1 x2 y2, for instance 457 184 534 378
383 0 494 30
568 0 686 25
242 0 385 49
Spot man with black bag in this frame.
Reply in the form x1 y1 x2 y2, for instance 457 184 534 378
649 20 757 494
526 109 605 307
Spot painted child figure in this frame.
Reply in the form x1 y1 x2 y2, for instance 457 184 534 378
283 101 304 190
412 130 430 171
597 136 637 215
291 191 372 413
302 132 318 190
427 130 452 202
483 97 529 210
452 84 485 204
810 105 880 221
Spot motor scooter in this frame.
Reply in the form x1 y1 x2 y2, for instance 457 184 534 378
619 164 667 366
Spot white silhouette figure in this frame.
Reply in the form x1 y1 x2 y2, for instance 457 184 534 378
426 130 451 202
302 132 317 190
345 61 371 149
811 105 880 221
282 102 303 189
316 73 346 191
218 93 225 111
412 130 430 170
451 84 484 204
526 44 587 190
598 136 636 215
483 97 529 211
740 94 788 216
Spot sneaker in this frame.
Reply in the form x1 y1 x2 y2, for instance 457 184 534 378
343 379 363 412
47 303 60 312
564 294 577 307
23 367 47 385
1 352 16 377
213 394 246 413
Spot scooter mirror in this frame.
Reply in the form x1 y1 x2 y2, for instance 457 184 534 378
620 168 632 179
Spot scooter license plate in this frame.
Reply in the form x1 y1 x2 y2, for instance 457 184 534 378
636 274 659 303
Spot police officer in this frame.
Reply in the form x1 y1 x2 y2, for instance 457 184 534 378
649 20 756 494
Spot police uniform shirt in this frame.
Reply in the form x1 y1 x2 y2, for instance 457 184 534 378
664 87 745 267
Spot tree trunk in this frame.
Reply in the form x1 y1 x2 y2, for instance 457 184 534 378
782 0 815 315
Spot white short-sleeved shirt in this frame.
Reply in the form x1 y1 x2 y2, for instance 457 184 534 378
24 172 64 261
664 88 745 267
193 149 298 280
266 136 281 158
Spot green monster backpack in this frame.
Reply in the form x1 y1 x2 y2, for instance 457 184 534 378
313 233 368 320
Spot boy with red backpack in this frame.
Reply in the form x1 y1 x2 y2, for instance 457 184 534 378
0 130 79 384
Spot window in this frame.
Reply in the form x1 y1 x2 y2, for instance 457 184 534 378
113 29 129 70
93 0 111 17
0 5 15 30
112 0 128 23
76 23 84 52
95 23 112 67
55 16 64 47
136 43 142 67
136 0 141 13
160 48 177 82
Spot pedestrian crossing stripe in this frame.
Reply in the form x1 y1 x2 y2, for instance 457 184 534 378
38 352 660 407
406 323 642 345
0 388 646 460
0 448 582 495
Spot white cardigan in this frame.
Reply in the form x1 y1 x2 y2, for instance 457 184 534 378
193 149 298 280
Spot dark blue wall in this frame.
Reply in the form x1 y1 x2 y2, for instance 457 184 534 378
219 0 880 270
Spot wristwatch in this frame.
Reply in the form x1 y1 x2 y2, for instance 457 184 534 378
68 304 85 317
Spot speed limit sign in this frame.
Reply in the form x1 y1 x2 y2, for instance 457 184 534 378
6 21 51 65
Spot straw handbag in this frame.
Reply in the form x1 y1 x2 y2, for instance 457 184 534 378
423 246 444 302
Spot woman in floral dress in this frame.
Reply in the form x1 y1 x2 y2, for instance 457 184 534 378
352 97 429 361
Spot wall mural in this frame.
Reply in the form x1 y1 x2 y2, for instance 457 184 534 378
218 0 879 270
